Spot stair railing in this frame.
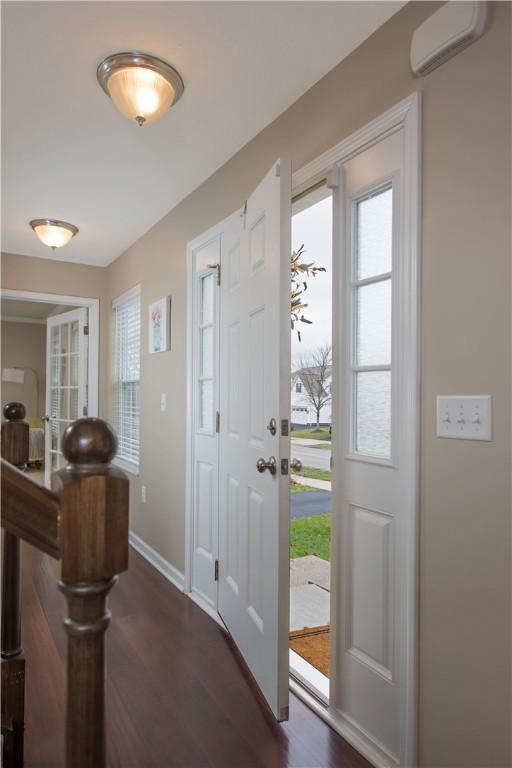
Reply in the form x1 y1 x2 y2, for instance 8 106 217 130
1 402 129 768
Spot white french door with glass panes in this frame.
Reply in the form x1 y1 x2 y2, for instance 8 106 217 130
45 307 88 484
330 118 418 766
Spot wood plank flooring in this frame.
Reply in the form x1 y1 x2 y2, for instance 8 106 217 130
19 542 371 768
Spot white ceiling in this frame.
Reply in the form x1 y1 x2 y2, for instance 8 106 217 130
1 1 404 267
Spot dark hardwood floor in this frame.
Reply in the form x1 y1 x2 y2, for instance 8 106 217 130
19 542 371 768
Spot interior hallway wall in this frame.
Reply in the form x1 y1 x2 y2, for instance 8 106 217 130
1 252 109 415
1 321 46 419
106 3 511 765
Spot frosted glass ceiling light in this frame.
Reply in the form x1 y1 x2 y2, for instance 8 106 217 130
97 52 184 126
30 219 78 250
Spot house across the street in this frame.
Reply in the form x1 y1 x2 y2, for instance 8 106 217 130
291 366 332 428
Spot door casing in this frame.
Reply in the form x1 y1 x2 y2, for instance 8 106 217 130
0 288 99 419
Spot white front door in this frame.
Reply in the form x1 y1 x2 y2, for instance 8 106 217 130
45 307 88 484
187 159 291 721
331 123 418 764
218 160 291 721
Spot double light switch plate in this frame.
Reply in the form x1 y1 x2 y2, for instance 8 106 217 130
436 396 492 441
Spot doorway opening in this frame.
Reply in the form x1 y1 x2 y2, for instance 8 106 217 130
289 185 332 703
1 289 99 488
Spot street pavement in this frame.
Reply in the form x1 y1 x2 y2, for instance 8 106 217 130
290 441 331 471
291 490 331 518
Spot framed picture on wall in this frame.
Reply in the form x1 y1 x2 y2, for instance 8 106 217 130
148 296 171 353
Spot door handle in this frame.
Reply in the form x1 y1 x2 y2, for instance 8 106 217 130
256 456 277 475
290 458 302 472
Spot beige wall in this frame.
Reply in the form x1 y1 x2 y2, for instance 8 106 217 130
107 3 511 766
1 321 46 418
1 253 109 413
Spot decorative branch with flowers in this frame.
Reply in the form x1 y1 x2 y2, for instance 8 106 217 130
291 244 326 342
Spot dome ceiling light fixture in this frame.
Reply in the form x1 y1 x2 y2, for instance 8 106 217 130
97 52 184 126
30 219 79 250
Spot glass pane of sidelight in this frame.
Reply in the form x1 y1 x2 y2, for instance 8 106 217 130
70 321 79 353
61 355 68 387
51 421 58 451
60 323 69 354
201 273 214 326
200 326 214 379
69 354 78 386
60 390 69 420
199 379 213 432
357 187 393 280
69 389 79 420
51 355 59 385
356 279 391 366
355 371 391 458
51 325 60 356
50 388 59 417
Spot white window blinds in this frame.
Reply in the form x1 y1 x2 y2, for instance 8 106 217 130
112 288 141 469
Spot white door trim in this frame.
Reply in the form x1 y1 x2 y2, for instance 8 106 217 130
291 92 421 768
1 288 100 417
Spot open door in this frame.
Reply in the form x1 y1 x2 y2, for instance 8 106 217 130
187 159 291 720
45 307 88 485
217 159 291 720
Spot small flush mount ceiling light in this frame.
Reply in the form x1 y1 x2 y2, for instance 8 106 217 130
30 219 78 250
97 52 184 126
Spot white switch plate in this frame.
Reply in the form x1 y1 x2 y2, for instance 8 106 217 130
436 396 492 441
160 393 167 412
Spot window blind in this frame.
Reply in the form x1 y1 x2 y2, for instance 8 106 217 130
112 289 140 468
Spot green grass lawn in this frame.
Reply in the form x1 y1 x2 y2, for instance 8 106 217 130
290 514 331 561
296 465 331 482
291 427 331 441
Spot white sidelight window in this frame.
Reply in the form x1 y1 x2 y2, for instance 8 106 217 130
112 286 141 471
351 185 393 460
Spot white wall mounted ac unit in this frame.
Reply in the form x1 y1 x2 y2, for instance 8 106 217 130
411 1 487 76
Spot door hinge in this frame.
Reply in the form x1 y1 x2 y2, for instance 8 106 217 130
326 164 340 189
83 325 89 335
214 560 219 581
242 200 247 229
82 405 88 417
215 411 220 433
207 263 221 286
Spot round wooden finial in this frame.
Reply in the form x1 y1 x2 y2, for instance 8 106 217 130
61 418 118 465
3 402 26 421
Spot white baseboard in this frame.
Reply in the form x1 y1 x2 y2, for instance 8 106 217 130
129 531 184 592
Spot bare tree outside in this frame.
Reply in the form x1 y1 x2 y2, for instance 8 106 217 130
294 344 332 430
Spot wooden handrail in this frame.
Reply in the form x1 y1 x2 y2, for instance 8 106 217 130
1 460 61 559
1 404 129 768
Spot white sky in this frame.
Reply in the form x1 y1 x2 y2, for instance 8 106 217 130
291 194 332 365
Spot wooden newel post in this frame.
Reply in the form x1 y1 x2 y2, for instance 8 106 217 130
1 402 29 767
52 418 129 768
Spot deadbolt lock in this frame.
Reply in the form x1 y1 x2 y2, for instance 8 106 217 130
266 417 277 436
